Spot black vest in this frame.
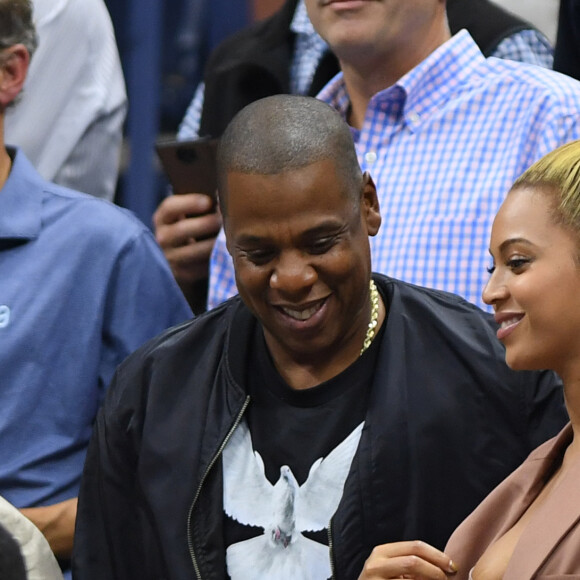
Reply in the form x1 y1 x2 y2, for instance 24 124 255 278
447 0 535 57
554 0 580 81
199 0 339 138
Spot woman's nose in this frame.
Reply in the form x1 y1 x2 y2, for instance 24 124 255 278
482 271 508 307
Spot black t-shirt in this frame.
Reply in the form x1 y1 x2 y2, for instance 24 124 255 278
222 314 386 578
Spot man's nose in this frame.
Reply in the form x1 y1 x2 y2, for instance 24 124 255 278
270 252 317 295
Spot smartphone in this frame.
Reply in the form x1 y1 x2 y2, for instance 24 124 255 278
155 137 218 199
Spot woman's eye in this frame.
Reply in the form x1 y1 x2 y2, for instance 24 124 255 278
507 257 530 271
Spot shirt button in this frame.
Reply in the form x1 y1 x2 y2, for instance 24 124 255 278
408 111 420 124
364 151 377 165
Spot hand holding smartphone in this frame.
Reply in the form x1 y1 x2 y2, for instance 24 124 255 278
155 137 218 202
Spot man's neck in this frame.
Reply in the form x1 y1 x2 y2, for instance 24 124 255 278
339 27 451 130
0 114 10 189
0 144 11 190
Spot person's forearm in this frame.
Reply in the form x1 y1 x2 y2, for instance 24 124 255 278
20 497 77 559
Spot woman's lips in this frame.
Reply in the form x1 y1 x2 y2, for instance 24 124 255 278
495 313 524 341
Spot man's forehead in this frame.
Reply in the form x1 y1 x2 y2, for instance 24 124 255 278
225 158 351 191
224 165 358 229
225 163 354 208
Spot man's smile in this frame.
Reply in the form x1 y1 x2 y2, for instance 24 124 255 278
275 297 329 323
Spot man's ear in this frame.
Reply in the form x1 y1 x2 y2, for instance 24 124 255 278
0 45 29 109
361 171 381 236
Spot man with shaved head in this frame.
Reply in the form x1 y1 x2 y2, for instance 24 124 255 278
74 95 566 580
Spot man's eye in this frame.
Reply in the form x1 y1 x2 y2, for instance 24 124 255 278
309 237 336 254
245 249 275 265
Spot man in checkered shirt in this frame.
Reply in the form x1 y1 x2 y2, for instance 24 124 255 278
157 0 579 312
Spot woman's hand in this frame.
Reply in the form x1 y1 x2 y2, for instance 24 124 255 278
358 540 458 580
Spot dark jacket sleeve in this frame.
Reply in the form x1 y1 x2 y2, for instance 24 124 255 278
73 303 240 580
72 360 152 580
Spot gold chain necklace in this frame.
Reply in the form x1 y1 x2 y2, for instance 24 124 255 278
360 280 379 355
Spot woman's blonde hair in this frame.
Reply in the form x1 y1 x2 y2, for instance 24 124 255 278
512 140 580 234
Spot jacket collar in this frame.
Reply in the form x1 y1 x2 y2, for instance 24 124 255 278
505 424 578 578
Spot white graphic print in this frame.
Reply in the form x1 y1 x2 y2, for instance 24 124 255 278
222 419 364 580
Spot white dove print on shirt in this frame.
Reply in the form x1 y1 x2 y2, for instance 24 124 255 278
222 419 364 580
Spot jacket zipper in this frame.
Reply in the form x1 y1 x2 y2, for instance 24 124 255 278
187 395 251 579
328 518 336 579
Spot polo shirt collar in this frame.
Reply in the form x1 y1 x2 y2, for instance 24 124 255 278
0 148 43 242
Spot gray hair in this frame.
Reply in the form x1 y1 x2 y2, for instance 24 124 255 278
0 0 38 58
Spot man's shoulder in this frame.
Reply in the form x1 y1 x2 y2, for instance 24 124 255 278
100 297 249 415
3 149 150 248
475 56 580 103
374 275 549 390
118 297 245 375
41 181 152 245
375 274 496 334
376 273 486 310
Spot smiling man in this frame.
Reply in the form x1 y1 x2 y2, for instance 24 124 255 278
73 95 568 580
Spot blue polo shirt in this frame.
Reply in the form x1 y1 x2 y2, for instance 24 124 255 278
0 149 192 508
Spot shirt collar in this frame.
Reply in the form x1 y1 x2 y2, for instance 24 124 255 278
317 30 486 129
290 0 317 37
317 71 351 119
0 148 43 241
395 30 486 124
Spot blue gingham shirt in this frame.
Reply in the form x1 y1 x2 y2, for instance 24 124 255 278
208 30 580 310
178 0 553 140
493 28 553 68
